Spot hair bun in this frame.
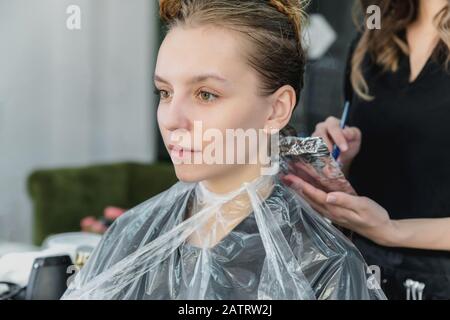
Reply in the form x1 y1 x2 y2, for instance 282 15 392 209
268 0 306 42
159 0 182 22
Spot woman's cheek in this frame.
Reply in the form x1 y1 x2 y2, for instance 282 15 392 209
156 106 170 143
156 104 170 131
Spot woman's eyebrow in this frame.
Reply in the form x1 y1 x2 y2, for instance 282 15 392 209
154 73 231 86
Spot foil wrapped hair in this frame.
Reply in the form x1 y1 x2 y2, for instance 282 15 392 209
280 135 357 194
280 136 340 175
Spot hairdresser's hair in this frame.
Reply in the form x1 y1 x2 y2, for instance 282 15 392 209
159 0 308 110
352 0 450 100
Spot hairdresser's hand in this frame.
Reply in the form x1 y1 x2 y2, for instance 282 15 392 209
313 117 362 168
281 169 357 195
285 176 397 246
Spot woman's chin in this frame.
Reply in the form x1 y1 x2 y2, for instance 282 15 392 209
173 165 206 182
172 163 227 183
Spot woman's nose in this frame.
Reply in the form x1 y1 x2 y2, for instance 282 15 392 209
159 95 192 132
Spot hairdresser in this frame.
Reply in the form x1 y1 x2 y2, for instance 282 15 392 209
281 0 450 299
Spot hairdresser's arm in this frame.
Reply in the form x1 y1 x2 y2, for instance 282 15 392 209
284 175 450 252
387 218 450 251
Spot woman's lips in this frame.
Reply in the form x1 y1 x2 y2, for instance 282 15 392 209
168 144 201 161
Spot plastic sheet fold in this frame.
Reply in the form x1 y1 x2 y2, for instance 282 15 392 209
62 137 385 300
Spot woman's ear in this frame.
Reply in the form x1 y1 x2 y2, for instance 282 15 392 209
264 84 297 132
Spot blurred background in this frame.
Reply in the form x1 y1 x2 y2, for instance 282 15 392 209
0 0 356 246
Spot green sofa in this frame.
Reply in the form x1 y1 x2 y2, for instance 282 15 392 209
27 162 178 245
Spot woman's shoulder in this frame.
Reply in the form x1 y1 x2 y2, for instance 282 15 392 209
76 180 195 280
262 182 383 299
106 180 195 243
267 182 367 262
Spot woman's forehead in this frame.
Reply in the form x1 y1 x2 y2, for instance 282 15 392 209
155 26 251 83
154 72 233 89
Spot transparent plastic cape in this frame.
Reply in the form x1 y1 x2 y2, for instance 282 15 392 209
61 137 386 300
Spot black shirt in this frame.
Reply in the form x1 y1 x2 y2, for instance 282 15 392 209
345 34 450 299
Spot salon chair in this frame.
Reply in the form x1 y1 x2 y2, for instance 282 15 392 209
28 162 178 245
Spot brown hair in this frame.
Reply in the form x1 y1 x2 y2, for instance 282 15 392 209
158 0 308 109
352 0 450 100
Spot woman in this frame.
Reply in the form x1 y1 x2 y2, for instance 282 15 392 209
61 0 385 300
282 0 450 300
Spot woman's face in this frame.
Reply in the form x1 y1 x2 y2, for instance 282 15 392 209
155 25 281 184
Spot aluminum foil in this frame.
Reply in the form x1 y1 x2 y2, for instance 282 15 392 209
280 136 356 194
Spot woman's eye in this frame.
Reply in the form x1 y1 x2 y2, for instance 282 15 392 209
198 90 219 103
154 87 170 100
160 90 170 99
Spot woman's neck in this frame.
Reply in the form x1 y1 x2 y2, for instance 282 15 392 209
188 164 274 249
201 164 264 194
417 0 447 25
